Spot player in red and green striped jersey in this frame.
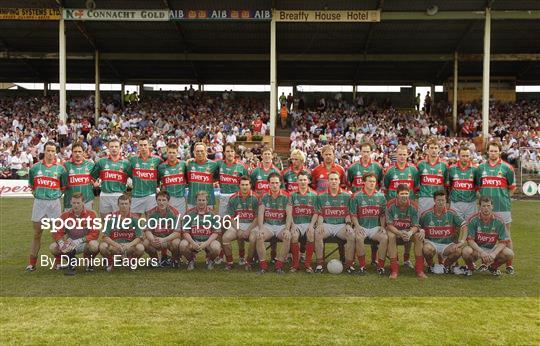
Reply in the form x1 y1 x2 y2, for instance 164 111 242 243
314 171 356 274
99 194 145 272
217 144 249 218
26 141 66 272
186 142 219 209
90 138 130 217
461 196 514 276
350 172 388 275
179 191 222 270
143 191 182 268
386 184 426 279
419 190 467 274
256 172 292 274
50 192 100 274
63 142 95 210
250 147 281 198
383 145 419 268
311 144 346 193
347 142 384 193
128 136 162 217
222 176 259 270
417 138 448 215
475 141 516 273
288 172 318 272
446 145 478 221
158 143 187 214
282 149 311 193
346 142 384 265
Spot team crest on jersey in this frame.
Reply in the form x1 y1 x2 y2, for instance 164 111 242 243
37 170 43 176
165 170 169 175
482 171 487 176
429 221 434 226
438 169 442 174
69 169 74 174
119 167 123 172
408 174 412 179
469 174 473 178
497 172 503 177
478 226 481 232
257 175 262 180
105 164 109 169
393 175 398 179
454 174 459 179
325 201 330 206
423 169 428 174
361 200 366 205
136 163 140 168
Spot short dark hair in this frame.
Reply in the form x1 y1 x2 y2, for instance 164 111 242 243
396 184 409 194
362 172 377 182
44 141 57 151
268 172 281 183
156 190 170 200
433 190 447 200
118 193 131 203
479 196 492 205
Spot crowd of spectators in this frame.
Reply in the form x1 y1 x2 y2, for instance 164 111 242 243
0 90 539 180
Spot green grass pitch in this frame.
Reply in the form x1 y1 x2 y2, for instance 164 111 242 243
1 199 539 344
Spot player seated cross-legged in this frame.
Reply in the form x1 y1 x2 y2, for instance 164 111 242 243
222 176 259 271
386 184 427 279
350 172 388 275
461 196 514 277
99 194 145 272
143 191 183 268
50 192 99 275
288 172 318 273
179 191 222 270
255 172 292 274
420 190 467 274
314 171 356 274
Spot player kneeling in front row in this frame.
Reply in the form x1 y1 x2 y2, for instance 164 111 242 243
419 190 467 274
50 192 99 275
314 171 356 273
256 172 292 274
179 191 222 270
350 172 388 275
143 191 183 268
386 184 426 279
222 176 259 270
288 172 318 272
461 196 514 276
99 194 145 271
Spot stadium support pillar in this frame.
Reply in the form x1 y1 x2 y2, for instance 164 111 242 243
352 85 357 100
269 12 277 139
453 52 459 133
482 7 491 146
94 50 100 125
59 18 67 123
120 83 125 107
430 85 435 106
43 82 48 97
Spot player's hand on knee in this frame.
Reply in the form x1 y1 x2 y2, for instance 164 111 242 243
417 229 425 241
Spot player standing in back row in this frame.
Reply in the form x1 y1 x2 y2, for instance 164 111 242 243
446 145 478 222
26 141 66 272
417 138 448 215
187 142 219 209
128 136 162 217
475 141 516 274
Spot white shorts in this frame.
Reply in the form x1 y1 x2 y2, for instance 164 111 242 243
169 196 187 215
419 197 435 215
363 226 380 240
323 223 345 237
262 224 286 236
99 193 122 215
494 211 512 225
131 194 157 214
425 240 452 256
293 223 310 236
68 238 88 254
31 198 61 223
450 201 477 222
218 193 234 218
